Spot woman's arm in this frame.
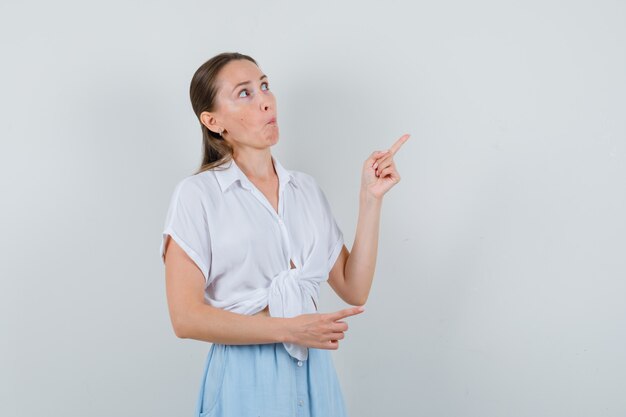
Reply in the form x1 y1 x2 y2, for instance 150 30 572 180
164 237 290 344
328 194 382 306
328 134 410 306
164 237 363 346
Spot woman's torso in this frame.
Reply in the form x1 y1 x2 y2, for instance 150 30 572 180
162 155 344 317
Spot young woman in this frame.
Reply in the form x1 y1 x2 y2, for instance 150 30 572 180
160 52 409 417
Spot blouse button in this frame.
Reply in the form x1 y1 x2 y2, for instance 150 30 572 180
297 360 303 367
298 400 304 406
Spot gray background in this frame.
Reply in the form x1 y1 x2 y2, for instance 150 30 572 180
2 0 625 416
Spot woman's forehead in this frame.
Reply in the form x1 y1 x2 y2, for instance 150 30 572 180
218 60 264 89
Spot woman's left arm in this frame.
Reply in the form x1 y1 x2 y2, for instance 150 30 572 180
328 134 411 306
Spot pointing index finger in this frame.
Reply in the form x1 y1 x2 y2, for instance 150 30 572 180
328 306 365 322
387 133 410 156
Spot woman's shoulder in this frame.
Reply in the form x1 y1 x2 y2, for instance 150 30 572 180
169 169 221 202
289 170 332 204
289 169 318 189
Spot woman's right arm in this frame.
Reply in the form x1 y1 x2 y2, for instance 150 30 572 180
164 237 364 348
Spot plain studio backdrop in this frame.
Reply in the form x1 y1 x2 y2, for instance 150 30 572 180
1 1 625 416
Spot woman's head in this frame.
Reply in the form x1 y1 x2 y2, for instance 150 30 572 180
189 52 278 173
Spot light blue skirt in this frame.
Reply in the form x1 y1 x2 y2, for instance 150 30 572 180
195 342 349 417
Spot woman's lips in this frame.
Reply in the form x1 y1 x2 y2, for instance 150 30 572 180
267 117 277 124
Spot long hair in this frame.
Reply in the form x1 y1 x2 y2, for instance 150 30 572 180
189 52 258 174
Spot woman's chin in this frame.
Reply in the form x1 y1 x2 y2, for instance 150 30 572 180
265 130 279 143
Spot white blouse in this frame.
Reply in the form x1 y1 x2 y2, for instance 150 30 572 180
159 155 345 360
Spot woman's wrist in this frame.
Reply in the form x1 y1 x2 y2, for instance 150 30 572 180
359 188 383 207
273 317 293 344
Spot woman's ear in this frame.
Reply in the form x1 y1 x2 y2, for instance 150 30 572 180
200 111 222 135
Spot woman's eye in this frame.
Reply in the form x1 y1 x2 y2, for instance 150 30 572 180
238 82 269 98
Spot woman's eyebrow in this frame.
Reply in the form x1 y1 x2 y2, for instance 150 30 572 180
232 75 268 92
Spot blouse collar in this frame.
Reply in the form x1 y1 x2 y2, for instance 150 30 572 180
214 154 298 193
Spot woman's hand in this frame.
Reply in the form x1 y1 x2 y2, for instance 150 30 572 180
285 306 365 350
361 133 410 200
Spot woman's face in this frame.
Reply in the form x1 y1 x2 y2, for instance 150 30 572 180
204 59 279 150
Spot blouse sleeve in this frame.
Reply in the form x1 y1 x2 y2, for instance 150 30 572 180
159 179 212 283
314 180 345 272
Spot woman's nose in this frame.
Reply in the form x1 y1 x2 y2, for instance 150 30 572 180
259 95 273 111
